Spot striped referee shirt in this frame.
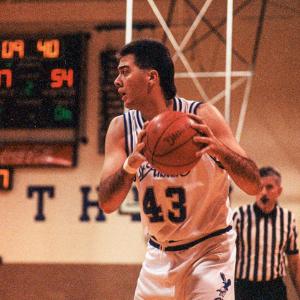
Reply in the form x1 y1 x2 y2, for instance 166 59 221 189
233 203 299 282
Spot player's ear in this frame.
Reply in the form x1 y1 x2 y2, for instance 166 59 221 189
148 70 159 83
147 70 159 93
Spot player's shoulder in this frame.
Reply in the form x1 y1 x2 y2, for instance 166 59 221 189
110 109 140 124
173 97 203 114
123 108 141 120
123 109 145 130
195 100 223 117
174 96 203 105
106 114 126 139
109 114 124 128
182 98 227 130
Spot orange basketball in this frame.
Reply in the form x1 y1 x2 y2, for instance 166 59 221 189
143 111 204 175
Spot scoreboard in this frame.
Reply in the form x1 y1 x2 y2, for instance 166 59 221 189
0 33 89 129
0 33 89 167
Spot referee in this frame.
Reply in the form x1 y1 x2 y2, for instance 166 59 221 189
233 166 300 300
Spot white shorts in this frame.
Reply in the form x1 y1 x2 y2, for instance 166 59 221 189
134 229 236 300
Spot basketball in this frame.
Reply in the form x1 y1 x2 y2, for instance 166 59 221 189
143 111 205 175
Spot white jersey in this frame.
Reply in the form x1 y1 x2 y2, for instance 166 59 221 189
124 97 232 244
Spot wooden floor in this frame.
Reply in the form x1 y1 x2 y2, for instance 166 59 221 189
0 263 298 300
0 264 141 300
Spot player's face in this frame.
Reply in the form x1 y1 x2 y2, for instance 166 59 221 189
256 175 282 209
114 54 150 110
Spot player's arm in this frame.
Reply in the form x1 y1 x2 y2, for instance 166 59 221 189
191 102 261 195
287 254 300 296
98 116 145 213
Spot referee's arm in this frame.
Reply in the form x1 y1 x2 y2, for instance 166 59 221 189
287 254 300 297
286 213 300 297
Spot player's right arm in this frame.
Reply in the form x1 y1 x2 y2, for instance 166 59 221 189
98 115 145 213
190 103 261 195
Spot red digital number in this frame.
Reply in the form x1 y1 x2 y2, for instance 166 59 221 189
1 40 24 59
0 168 10 189
51 68 74 88
0 69 12 88
37 39 60 58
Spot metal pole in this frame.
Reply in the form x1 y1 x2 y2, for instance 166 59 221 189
225 0 233 123
235 75 253 142
125 0 133 44
175 70 252 78
252 0 268 67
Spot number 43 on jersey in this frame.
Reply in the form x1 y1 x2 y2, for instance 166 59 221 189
143 187 187 223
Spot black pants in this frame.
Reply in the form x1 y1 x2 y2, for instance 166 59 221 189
235 278 287 300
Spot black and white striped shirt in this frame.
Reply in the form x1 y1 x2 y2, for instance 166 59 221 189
233 203 299 282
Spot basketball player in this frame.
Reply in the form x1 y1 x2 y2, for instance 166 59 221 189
98 39 261 299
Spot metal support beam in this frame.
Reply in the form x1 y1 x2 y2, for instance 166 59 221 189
184 0 250 65
147 0 210 101
162 0 177 44
172 0 213 63
252 0 268 67
95 21 156 32
121 0 267 141
236 75 253 142
125 0 133 43
225 0 233 124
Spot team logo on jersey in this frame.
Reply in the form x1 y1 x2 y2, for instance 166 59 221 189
214 272 231 300
137 162 190 181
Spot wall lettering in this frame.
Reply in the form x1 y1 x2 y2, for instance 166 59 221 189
24 185 140 222
79 186 106 222
27 186 55 221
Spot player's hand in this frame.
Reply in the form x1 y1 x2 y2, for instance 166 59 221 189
126 121 149 170
188 114 224 159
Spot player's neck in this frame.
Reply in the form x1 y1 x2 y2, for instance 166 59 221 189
141 95 173 121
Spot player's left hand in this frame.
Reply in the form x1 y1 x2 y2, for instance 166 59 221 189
188 114 224 159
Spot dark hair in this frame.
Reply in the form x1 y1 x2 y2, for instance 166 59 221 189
259 166 281 182
118 39 177 101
